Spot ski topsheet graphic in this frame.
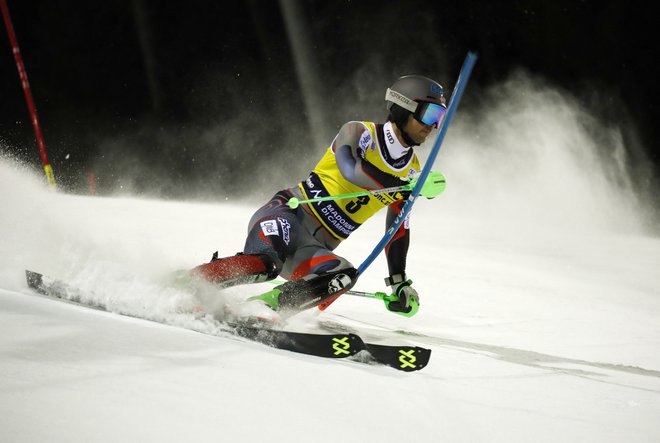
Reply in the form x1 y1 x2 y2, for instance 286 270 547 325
25 270 431 372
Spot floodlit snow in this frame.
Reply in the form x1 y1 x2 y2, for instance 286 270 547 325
1 78 660 442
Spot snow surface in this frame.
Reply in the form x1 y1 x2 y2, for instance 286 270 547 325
2 80 660 442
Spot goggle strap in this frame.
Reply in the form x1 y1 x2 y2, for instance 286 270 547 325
385 88 418 113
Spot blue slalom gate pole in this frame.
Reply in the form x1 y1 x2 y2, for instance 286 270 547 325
356 51 478 276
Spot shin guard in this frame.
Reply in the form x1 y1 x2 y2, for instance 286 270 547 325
192 253 279 288
258 268 357 311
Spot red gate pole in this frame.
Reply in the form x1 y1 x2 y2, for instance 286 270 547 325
1 0 56 189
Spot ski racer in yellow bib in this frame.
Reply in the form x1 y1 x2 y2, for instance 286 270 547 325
191 75 448 317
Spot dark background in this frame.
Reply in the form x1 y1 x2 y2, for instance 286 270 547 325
1 0 657 199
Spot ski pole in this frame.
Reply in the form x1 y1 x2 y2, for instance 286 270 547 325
266 280 414 317
287 183 412 209
343 289 387 300
268 279 386 299
355 51 478 277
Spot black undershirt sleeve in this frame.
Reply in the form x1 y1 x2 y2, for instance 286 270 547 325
384 200 410 277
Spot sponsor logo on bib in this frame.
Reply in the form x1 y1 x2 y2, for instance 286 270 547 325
358 131 372 152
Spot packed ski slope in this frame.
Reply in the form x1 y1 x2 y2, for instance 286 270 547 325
2 76 660 442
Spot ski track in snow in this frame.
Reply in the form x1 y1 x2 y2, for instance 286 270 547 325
2 83 660 442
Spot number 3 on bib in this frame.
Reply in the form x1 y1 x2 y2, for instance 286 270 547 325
345 195 370 214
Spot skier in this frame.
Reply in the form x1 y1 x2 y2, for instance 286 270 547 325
191 75 447 316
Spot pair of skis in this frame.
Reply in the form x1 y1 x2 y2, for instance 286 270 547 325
24 270 430 372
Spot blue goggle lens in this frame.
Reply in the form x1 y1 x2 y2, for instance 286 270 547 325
416 102 447 128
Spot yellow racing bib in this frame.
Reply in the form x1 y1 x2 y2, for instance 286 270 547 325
299 121 420 240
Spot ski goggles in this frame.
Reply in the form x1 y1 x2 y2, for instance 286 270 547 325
414 102 447 128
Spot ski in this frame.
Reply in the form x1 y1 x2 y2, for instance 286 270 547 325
25 270 431 371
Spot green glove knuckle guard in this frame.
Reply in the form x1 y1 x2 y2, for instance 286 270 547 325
421 171 446 199
385 278 420 317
